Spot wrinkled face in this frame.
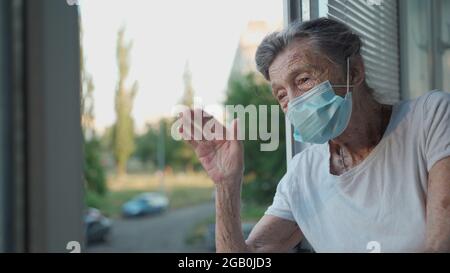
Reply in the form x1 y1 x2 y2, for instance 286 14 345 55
268 38 347 113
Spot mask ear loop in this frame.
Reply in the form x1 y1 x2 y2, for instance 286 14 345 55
332 57 353 90
346 57 350 94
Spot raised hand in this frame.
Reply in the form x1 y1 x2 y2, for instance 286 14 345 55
178 109 244 186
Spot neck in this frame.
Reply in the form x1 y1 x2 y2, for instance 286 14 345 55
330 85 392 163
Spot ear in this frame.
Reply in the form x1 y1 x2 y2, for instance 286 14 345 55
351 55 365 86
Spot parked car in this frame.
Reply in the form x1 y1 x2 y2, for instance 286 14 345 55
122 192 169 218
84 207 112 245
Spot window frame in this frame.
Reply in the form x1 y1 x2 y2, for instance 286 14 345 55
399 0 449 99
23 0 84 252
0 0 14 253
284 0 319 163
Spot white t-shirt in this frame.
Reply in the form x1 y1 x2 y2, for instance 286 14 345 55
265 90 450 253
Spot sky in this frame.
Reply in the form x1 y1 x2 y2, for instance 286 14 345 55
80 0 283 133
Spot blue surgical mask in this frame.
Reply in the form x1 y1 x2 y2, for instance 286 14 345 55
286 58 353 144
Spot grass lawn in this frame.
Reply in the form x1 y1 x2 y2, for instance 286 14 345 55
86 172 215 218
85 171 269 247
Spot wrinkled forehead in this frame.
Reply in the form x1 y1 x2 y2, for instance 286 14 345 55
268 39 331 83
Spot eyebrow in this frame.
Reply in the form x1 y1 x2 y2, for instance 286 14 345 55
271 64 314 91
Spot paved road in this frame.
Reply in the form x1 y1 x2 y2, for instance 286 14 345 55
87 202 215 253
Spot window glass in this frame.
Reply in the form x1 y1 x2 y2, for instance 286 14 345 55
401 0 432 99
80 0 284 252
0 0 8 252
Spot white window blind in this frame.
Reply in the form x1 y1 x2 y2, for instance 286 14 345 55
327 0 400 104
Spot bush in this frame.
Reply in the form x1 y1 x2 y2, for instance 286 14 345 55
84 138 107 196
85 190 104 209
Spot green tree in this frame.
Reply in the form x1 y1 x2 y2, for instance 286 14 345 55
80 38 95 135
175 62 200 171
133 62 201 173
134 124 158 166
134 117 202 173
113 27 138 177
181 61 195 107
225 72 286 205
80 16 107 197
162 118 202 172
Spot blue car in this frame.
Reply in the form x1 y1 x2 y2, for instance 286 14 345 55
122 192 169 217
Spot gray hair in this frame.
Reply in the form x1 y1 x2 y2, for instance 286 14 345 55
255 18 363 81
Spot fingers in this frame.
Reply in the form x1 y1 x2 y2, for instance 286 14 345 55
176 108 227 146
179 124 198 148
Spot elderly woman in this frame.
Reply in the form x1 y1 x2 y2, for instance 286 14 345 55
179 18 450 252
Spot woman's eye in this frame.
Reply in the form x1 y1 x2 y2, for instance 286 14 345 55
276 91 286 101
297 77 310 85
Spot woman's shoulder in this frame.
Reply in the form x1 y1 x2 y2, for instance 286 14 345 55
390 90 450 127
407 90 450 111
